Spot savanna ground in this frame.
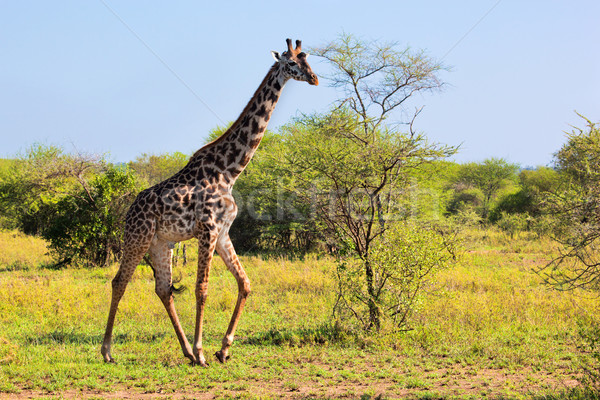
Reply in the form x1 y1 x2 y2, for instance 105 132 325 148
0 229 597 399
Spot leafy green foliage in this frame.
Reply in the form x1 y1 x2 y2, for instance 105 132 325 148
540 115 600 291
555 116 600 186
40 165 142 267
233 131 320 253
490 167 561 223
334 220 457 331
278 108 454 250
446 183 484 216
278 34 456 330
578 315 600 393
128 151 188 187
204 124 320 253
495 211 529 238
0 144 142 268
410 161 461 219
450 158 519 220
0 144 102 234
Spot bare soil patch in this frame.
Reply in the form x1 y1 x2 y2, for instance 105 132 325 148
1 366 580 399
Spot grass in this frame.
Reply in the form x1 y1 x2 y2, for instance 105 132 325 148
0 227 598 399
0 230 51 271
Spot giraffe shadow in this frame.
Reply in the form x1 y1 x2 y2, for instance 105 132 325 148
0 261 56 273
24 331 168 345
242 324 351 347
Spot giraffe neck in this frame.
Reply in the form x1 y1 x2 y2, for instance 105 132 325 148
203 64 288 183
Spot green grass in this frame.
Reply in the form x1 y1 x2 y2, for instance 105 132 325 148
0 228 597 399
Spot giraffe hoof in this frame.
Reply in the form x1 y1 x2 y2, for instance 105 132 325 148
191 359 209 367
214 351 230 363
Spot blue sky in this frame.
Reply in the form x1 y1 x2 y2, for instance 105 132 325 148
1 1 598 167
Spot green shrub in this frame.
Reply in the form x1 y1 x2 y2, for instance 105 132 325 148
578 316 600 394
496 211 529 239
334 220 458 331
40 165 142 268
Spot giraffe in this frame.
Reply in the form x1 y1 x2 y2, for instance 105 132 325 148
101 39 318 366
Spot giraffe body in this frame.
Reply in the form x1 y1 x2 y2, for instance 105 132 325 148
101 39 317 366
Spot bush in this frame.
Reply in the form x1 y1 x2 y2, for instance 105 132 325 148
577 316 600 394
496 211 529 239
40 165 142 268
334 220 458 331
0 144 103 234
446 184 484 216
531 214 557 238
489 189 531 222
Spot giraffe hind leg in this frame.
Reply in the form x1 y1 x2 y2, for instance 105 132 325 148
101 243 148 363
149 238 197 364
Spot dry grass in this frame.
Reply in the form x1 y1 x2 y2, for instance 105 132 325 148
0 230 51 271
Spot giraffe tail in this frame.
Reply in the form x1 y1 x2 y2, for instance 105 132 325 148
143 254 187 295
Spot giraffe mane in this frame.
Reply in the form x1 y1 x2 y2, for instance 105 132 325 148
193 63 278 157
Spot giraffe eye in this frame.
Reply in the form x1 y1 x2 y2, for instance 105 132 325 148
287 61 296 66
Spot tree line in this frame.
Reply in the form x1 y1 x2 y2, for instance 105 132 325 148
0 142 575 257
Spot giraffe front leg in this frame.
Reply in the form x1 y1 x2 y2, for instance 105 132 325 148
192 228 218 367
214 234 251 363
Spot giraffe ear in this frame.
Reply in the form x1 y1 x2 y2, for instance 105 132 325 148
271 51 281 62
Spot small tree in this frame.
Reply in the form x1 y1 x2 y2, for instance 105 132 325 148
455 158 519 220
277 34 457 330
490 167 561 224
446 182 484 216
334 220 457 331
533 115 600 395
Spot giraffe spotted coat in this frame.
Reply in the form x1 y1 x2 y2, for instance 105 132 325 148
101 39 318 366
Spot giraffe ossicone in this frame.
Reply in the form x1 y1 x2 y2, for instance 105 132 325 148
100 38 318 366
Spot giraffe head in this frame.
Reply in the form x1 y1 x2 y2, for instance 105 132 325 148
271 38 319 86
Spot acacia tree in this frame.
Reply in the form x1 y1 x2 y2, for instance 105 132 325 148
0 144 103 234
128 151 189 187
455 158 519 220
277 34 457 330
536 115 600 390
540 115 600 291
